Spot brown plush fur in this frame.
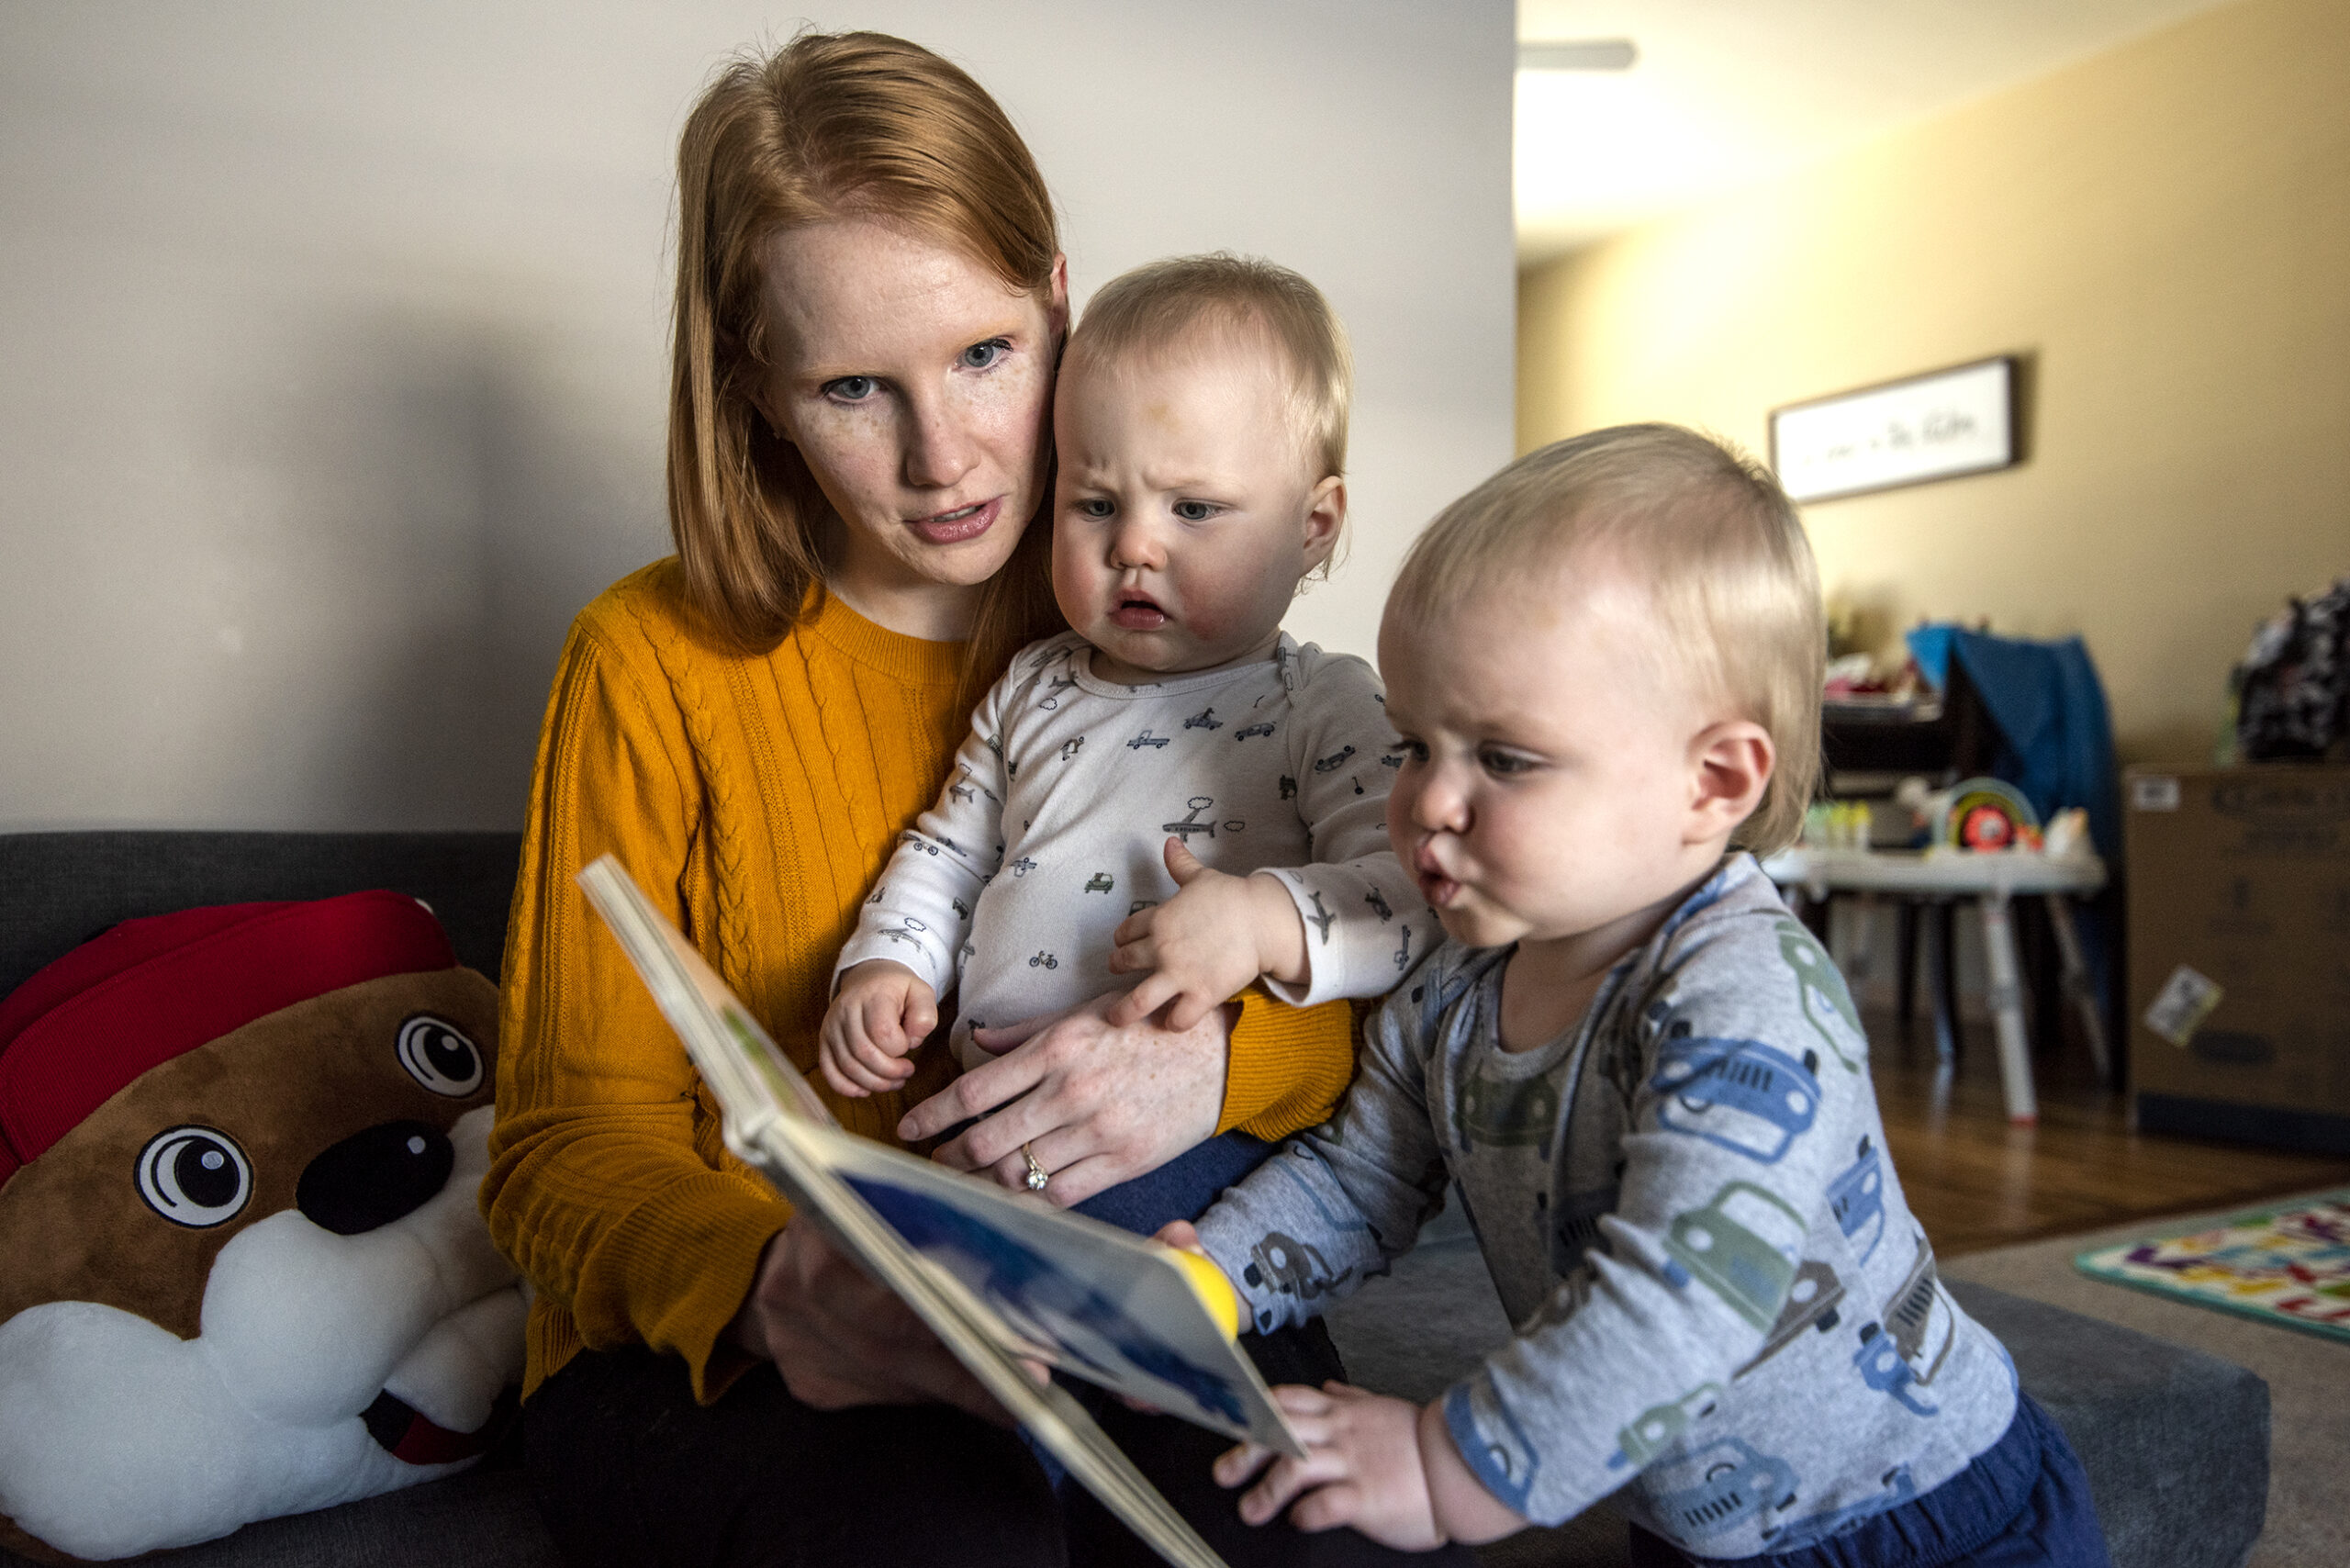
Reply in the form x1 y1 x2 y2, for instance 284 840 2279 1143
0 968 499 1563
0 967 498 1337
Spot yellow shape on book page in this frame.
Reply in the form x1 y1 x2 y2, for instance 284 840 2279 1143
1167 1248 1242 1339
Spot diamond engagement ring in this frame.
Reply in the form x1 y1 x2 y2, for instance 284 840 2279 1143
1021 1143 1049 1193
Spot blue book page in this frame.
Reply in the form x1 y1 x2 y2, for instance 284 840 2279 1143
806 1124 1298 1452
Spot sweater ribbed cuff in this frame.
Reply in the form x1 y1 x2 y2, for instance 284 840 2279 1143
572 1170 794 1406
1218 991 1359 1142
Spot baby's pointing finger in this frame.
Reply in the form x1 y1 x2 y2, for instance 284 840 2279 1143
1106 975 1175 1027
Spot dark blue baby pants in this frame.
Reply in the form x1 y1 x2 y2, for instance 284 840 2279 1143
1628 1394 2111 1568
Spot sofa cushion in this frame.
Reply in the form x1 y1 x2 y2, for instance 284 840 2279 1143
1946 1279 2269 1568
0 833 522 996
0 1463 555 1568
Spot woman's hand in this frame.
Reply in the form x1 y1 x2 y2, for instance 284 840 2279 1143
730 1216 1005 1424
895 990 1233 1205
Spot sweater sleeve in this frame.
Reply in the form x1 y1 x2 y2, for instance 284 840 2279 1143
482 616 789 1405
1217 990 1360 1142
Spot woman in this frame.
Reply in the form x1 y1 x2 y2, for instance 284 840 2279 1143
484 32 1443 1568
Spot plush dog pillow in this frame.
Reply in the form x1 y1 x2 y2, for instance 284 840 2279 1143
0 891 524 1562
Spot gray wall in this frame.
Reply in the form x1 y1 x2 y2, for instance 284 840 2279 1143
0 2 1515 831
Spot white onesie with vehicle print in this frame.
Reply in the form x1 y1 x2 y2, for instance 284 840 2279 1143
835 632 1431 1070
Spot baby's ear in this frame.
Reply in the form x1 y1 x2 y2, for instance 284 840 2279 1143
1687 720 1774 842
1300 476 1347 573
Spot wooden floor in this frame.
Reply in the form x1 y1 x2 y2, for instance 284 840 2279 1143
1867 1008 2350 1256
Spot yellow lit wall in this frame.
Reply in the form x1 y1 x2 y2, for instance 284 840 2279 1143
1516 0 2350 764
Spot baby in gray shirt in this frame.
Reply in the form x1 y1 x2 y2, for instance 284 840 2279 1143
1174 427 2110 1565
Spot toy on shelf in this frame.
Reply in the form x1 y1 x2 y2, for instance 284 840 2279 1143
1930 777 2042 853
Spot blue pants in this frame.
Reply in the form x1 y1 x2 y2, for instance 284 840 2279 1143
1072 1127 1274 1234
1628 1394 2110 1568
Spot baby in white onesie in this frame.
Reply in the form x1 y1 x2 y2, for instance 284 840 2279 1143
820 255 1427 1161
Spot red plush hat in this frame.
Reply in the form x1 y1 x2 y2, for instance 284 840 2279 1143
0 889 521 1564
0 890 454 1185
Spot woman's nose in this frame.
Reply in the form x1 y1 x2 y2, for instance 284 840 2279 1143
901 395 977 490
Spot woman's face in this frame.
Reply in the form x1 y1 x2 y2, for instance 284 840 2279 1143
755 218 1066 632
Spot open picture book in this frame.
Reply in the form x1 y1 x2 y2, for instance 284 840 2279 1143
576 855 1307 1568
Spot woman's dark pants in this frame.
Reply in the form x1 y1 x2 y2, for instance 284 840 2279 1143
526 1132 1476 1565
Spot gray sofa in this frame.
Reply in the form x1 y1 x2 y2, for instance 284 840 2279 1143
0 832 2271 1568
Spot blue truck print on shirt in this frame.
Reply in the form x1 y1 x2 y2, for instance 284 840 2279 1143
1650 1034 1820 1164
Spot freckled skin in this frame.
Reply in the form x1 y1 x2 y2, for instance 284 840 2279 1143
754 218 1067 640
1051 331 1342 683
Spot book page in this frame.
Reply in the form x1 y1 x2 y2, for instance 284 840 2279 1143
576 855 1308 1568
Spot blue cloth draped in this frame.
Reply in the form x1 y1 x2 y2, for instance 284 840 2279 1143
1904 625 2120 862
1905 624 2120 1027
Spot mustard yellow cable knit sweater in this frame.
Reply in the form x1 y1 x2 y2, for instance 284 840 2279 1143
483 560 1357 1402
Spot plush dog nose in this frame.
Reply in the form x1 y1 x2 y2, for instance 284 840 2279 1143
296 1120 454 1236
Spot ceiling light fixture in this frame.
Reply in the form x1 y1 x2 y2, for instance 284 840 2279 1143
1517 39 1638 72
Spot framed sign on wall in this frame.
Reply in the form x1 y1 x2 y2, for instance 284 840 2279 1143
1769 355 2020 504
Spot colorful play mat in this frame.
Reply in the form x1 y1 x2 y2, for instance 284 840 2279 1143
2075 1190 2350 1344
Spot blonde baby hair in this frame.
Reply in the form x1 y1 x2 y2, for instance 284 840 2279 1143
1389 424 1825 852
1066 253 1352 538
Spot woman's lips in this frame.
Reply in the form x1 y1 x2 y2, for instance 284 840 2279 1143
908 497 1000 544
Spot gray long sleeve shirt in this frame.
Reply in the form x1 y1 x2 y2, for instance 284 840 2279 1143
1194 856 2016 1558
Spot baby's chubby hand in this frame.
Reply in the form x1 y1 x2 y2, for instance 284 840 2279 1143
1215 1383 1529 1550
1106 840 1309 1030
818 959 935 1097
1216 1383 1443 1549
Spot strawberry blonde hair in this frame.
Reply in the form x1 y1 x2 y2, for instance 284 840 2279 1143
669 31 1066 687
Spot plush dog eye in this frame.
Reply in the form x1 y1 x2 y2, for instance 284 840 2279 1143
396 1014 485 1096
136 1126 253 1227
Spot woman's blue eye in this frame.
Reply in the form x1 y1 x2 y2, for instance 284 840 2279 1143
961 338 1011 370
824 375 878 402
